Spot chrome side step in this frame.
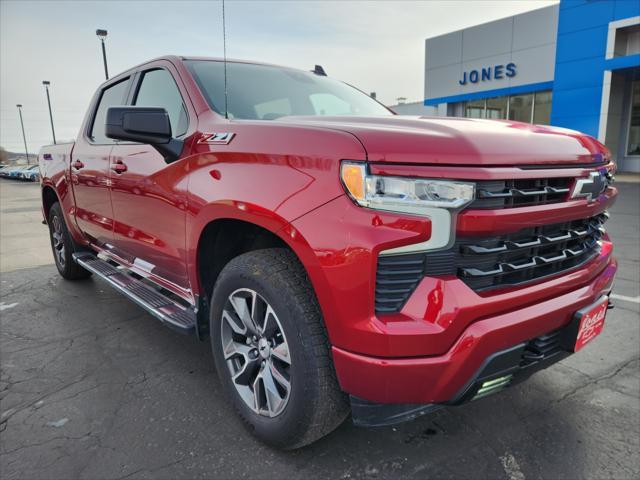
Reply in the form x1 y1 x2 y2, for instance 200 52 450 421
73 252 196 334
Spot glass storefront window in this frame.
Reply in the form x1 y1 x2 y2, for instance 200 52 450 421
533 91 552 125
508 94 533 123
627 80 640 156
465 99 485 118
486 96 508 119
459 90 551 124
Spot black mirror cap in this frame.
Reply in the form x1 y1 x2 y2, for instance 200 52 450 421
105 106 172 144
105 106 183 162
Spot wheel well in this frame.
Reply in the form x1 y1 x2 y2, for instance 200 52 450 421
196 219 290 332
42 186 58 220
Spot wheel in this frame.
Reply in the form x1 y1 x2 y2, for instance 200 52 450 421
48 202 91 280
210 248 349 449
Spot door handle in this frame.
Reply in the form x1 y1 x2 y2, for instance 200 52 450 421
72 160 84 170
111 162 127 174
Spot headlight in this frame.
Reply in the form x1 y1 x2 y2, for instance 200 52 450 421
340 161 475 254
340 162 475 214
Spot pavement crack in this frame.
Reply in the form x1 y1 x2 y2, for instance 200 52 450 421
546 357 638 409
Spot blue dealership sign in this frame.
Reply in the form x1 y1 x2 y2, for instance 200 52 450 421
459 63 516 85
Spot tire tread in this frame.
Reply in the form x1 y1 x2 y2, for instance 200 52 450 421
212 248 349 449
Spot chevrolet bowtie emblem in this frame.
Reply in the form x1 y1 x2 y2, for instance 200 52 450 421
571 171 607 203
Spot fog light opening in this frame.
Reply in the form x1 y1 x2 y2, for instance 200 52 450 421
473 374 514 400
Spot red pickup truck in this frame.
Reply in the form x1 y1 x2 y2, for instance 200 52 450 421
39 56 618 449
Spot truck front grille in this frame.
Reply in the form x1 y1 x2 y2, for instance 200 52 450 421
374 213 607 314
447 213 607 291
471 178 572 209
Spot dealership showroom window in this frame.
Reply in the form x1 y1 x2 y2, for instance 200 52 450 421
392 0 640 173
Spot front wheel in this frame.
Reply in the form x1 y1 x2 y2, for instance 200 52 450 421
48 202 91 280
210 248 349 449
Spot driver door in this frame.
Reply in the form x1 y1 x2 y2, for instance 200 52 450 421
107 63 193 297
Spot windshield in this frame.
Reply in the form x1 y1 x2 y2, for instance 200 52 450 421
186 60 392 120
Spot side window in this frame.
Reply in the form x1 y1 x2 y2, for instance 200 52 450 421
90 78 130 143
134 69 188 137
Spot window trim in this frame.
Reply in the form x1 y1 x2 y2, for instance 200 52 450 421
130 66 190 139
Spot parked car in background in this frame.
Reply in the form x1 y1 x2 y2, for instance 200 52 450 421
9 166 26 179
1 165 24 178
20 165 40 182
39 55 617 449
0 164 39 180
0 165 16 177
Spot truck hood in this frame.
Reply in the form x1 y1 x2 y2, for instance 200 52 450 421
276 115 608 166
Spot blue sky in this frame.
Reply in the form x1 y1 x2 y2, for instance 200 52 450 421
0 0 557 154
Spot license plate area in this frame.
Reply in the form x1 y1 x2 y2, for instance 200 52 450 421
570 295 609 352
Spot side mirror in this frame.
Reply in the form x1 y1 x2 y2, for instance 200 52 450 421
105 106 183 162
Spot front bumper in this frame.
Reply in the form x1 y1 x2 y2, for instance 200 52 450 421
286 180 618 410
348 317 579 427
332 255 617 406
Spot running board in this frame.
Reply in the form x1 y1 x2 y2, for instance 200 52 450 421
73 252 196 334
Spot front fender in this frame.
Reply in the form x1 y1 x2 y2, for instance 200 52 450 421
185 198 327 300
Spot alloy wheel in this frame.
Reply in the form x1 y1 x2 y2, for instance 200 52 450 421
51 216 66 268
220 288 291 417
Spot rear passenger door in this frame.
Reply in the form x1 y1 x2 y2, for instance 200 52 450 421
108 62 193 295
71 76 131 247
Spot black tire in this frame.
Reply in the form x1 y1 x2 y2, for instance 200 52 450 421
210 248 349 449
48 202 92 280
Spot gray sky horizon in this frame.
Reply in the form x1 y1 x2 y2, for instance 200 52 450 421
1 0 558 154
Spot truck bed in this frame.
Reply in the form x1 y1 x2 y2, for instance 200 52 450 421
39 142 74 181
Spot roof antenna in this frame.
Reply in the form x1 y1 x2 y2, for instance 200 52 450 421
222 0 229 119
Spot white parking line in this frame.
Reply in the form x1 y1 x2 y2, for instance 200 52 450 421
611 293 640 304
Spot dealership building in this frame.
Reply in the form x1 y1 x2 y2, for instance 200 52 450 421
394 0 640 172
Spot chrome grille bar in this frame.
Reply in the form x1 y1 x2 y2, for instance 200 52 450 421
477 185 571 199
462 213 607 256
461 238 600 278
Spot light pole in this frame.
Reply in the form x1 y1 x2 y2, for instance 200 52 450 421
16 104 30 165
42 81 56 145
96 29 109 80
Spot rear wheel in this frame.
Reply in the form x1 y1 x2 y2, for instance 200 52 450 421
210 248 349 449
48 202 91 280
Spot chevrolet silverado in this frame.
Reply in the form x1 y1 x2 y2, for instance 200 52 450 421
39 56 617 448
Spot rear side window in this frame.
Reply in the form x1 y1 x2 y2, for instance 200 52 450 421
90 78 130 143
134 69 188 137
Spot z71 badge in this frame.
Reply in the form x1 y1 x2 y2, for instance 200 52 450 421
198 132 235 145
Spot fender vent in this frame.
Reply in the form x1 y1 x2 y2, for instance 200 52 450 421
375 253 426 313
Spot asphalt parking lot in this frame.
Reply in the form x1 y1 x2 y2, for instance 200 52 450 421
1 178 639 480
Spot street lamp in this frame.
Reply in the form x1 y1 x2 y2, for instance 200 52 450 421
96 29 109 80
16 104 30 165
42 81 56 145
